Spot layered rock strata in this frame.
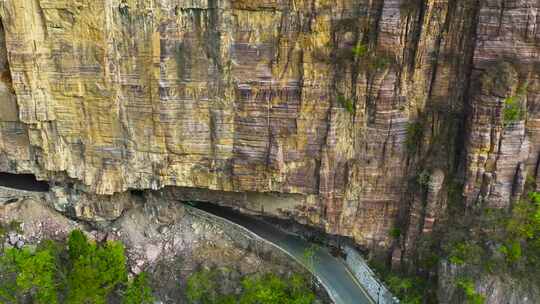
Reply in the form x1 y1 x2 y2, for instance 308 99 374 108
0 0 537 259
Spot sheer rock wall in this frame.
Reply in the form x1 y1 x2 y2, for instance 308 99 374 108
0 0 537 255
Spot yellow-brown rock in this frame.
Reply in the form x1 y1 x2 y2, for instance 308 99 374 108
0 0 537 254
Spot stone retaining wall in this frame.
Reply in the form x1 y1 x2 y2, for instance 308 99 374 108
344 246 399 304
185 206 333 303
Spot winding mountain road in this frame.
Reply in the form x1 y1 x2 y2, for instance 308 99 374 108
0 172 375 304
192 202 374 304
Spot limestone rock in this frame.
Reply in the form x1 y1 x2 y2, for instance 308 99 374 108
0 0 537 254
438 261 540 304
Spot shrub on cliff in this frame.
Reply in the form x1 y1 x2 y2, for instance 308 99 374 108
446 191 540 287
239 273 289 304
503 192 540 273
185 269 316 304
352 43 368 58
502 82 528 126
186 268 221 304
67 229 91 260
503 96 522 125
123 272 155 304
337 95 355 114
385 274 426 304
240 273 315 304
66 231 128 304
406 121 424 155
0 229 154 304
456 278 485 304
448 242 483 266
0 241 60 304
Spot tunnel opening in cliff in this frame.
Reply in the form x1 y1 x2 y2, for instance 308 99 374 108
0 172 49 192
186 200 361 259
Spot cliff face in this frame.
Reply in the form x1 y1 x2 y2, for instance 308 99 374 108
0 0 538 257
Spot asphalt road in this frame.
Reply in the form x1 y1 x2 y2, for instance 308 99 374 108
0 172 374 303
193 202 374 304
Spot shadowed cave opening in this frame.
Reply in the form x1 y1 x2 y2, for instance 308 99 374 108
185 201 378 303
0 172 50 192
0 172 377 302
186 200 359 259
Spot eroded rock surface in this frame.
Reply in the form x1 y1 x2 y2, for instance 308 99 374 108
0 191 320 304
0 0 537 277
438 261 540 304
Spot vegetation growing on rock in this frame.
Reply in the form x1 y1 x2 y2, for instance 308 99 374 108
123 272 154 304
337 95 355 114
0 229 154 304
372 188 540 303
503 95 522 126
240 273 315 304
447 192 540 276
185 268 316 304
440 191 540 302
502 83 528 126
186 268 222 304
406 121 424 155
368 260 432 304
66 230 128 304
0 241 60 304
0 0 537 302
351 43 368 58
0 226 318 304
456 278 485 304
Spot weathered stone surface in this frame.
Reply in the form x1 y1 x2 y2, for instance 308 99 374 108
0 0 537 259
49 185 134 221
0 197 81 243
438 261 540 304
463 0 539 209
0 189 323 304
